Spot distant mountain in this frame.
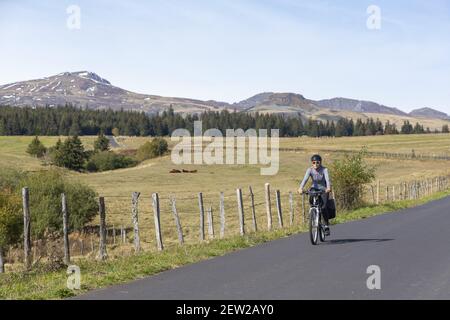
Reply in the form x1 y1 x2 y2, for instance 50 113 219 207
316 97 408 116
0 71 230 114
409 107 449 120
1 72 448 128
234 92 321 118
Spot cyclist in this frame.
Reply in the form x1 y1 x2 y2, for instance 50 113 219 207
298 154 332 235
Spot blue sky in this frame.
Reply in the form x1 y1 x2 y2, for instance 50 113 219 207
1 0 449 113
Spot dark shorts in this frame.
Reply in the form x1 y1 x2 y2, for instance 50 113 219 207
309 190 330 222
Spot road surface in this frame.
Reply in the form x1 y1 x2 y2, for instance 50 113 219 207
78 196 450 300
106 135 120 148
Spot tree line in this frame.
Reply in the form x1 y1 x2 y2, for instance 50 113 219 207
0 105 449 137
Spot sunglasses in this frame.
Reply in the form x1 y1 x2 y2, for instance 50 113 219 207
312 161 321 164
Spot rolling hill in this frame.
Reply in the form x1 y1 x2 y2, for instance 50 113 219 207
409 107 449 120
316 97 407 116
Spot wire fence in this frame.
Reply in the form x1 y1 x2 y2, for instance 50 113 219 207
3 175 449 272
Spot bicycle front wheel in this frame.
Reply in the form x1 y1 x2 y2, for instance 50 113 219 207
309 208 319 245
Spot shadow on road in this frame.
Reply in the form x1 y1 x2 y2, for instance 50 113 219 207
325 238 394 245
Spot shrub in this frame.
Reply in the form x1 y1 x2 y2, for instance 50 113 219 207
0 170 98 239
85 151 137 172
26 136 47 158
136 138 168 162
330 149 376 210
112 128 120 137
0 191 22 272
442 125 450 134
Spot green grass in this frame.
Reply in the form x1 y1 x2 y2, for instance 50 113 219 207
1 188 449 300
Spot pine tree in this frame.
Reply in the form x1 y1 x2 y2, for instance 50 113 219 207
51 136 86 171
94 132 110 152
401 121 413 134
26 136 47 158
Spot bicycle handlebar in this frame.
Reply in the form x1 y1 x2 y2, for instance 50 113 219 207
303 190 326 195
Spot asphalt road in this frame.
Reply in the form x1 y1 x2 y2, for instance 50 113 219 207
106 135 120 148
78 196 450 300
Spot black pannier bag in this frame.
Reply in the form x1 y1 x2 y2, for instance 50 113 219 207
326 198 336 220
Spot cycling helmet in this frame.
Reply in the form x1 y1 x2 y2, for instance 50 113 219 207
311 154 322 162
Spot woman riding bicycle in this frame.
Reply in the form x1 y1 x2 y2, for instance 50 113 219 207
298 154 332 235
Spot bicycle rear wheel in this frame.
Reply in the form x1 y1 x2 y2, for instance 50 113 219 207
319 216 325 242
309 208 319 245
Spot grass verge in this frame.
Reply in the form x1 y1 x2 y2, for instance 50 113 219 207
1 189 449 300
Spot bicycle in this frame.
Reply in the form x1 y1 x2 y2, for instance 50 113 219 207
304 189 328 245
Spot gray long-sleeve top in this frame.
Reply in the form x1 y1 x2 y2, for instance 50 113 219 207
299 166 332 191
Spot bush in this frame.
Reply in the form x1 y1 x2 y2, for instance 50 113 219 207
0 193 22 243
330 149 376 210
85 151 137 172
136 138 168 162
26 136 47 158
0 170 98 239
442 125 450 134
0 191 22 272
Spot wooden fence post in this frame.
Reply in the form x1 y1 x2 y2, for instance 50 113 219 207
265 183 272 231
207 206 215 239
198 193 205 241
90 235 94 254
370 185 375 204
289 192 294 226
131 192 141 253
219 192 225 238
237 188 245 236
152 193 164 251
170 196 184 245
249 186 257 232
61 193 70 265
404 182 407 200
80 239 84 256
97 197 108 261
275 190 283 228
376 180 380 205
22 187 32 270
